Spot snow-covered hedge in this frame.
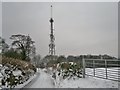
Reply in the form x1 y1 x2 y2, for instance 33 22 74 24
0 56 36 89
57 62 82 79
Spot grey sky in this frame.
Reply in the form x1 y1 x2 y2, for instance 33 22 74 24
0 2 1 36
2 2 118 57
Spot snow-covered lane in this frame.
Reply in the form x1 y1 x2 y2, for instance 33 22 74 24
24 69 55 88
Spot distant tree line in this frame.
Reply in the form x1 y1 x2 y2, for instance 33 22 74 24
41 54 117 68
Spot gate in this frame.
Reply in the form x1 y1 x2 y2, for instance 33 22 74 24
82 58 120 82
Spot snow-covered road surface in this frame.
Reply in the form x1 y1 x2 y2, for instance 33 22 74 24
23 69 55 88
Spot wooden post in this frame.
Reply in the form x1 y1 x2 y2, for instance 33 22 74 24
93 60 95 76
82 56 85 78
105 60 108 79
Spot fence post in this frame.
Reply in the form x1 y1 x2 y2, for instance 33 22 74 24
93 60 95 76
105 60 108 79
82 56 85 78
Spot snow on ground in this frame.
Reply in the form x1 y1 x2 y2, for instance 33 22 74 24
1 67 118 88
0 64 2 89
57 68 119 88
15 68 41 88
24 69 55 88
13 70 22 76
22 68 118 88
58 76 118 88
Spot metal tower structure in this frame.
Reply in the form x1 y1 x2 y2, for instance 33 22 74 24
49 5 55 57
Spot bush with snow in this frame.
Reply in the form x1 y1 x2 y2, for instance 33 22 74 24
1 64 24 88
1 65 36 89
0 56 37 89
57 62 82 80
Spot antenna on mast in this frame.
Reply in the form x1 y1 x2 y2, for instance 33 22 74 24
51 5 53 18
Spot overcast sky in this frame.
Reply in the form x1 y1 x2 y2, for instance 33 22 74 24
2 2 118 57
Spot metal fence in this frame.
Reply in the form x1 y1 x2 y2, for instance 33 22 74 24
82 58 120 82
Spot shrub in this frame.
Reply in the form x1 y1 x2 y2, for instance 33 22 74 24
1 65 24 88
1 56 36 89
3 50 22 60
58 62 82 79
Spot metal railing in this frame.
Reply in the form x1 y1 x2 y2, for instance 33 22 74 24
82 59 120 82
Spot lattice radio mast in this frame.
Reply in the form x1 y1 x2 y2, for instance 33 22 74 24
49 5 55 57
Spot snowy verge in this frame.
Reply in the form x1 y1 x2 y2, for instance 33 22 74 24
44 67 118 88
0 64 37 89
15 72 38 88
12 68 118 88
56 75 118 88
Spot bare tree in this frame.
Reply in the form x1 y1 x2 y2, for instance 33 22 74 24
10 34 35 61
